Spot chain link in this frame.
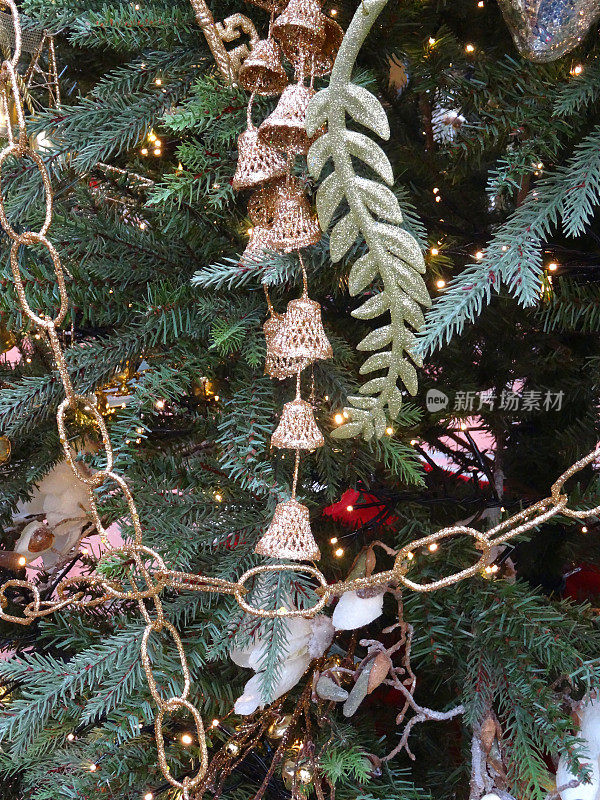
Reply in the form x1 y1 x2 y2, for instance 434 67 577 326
0 1 598 793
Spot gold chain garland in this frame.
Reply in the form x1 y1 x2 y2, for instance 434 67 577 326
0 0 599 794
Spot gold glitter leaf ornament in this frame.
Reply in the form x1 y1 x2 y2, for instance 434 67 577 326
306 0 432 440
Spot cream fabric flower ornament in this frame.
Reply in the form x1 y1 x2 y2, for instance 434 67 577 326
331 590 384 631
13 461 93 568
232 615 334 715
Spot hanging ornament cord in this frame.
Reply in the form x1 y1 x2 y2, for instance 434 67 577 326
1 1 600 796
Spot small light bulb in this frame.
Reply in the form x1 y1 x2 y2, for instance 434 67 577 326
153 148 161 156
17 556 27 567
181 733 193 745
433 187 439 194
154 139 161 147
475 250 484 260
407 551 414 560
491 564 499 573
330 537 338 544
214 395 220 401
477 1 484 6
67 733 75 742
571 64 583 76
89 764 98 773
484 565 492 574
211 719 219 727
334 413 344 425
428 542 438 552
334 547 344 557
139 222 147 230
430 247 439 256
155 399 166 410
141 148 148 155
144 793 153 800
155 77 162 85
386 426 393 435
346 505 354 512
148 132 156 142
582 526 588 533
134 3 140 8
436 279 446 289
324 395 329 401
547 261 558 271
428 36 436 45
465 43 475 53
247 227 254 236
330 7 338 15
501 245 508 251
214 493 222 502
435 195 442 203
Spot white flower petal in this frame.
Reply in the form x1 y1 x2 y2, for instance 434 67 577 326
332 591 384 631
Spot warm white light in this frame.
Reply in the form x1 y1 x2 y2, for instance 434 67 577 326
460 422 467 431
501 245 508 251
428 37 436 45
475 250 484 260
211 719 219 727
435 195 442 203
144 794 153 800
346 505 354 512
385 426 393 435
547 261 558 271
141 147 148 155
181 733 193 745
214 493 222 502
334 547 344 557
330 7 338 15
410 439 418 445
465 43 475 53
334 413 344 425
67 733 75 742
430 247 439 256
477 1 484 6
155 399 166 410
435 279 446 289
17 556 27 567
153 148 161 156
432 187 439 194
330 537 338 544
155 77 162 85
407 552 414 560
89 764 98 773
582 526 588 533
428 542 438 552
571 64 583 76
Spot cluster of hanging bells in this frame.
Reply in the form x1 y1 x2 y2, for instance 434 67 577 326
232 0 343 561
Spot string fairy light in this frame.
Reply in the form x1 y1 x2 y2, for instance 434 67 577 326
0 4 599 799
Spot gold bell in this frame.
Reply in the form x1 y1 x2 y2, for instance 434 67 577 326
238 39 288 96
255 498 320 561
240 226 275 265
269 190 321 252
272 0 326 56
271 294 332 362
248 176 304 227
258 84 324 154
272 397 324 450
232 125 288 191
282 17 343 77
244 0 287 14
264 312 310 379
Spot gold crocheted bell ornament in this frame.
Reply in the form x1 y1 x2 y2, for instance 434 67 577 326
271 293 332 361
258 84 324 154
238 39 288 96
272 397 324 450
255 498 320 560
244 0 287 14
248 176 305 228
240 226 274 265
269 190 321 252
232 125 288 191
272 0 326 55
264 313 309 379
282 17 343 76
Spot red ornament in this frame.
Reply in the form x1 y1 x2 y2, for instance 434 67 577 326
564 564 600 603
323 488 396 529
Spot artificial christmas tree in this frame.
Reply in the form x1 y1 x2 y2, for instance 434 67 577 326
1 0 600 800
